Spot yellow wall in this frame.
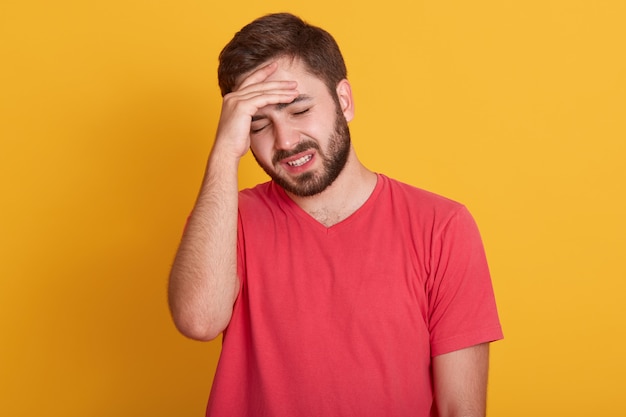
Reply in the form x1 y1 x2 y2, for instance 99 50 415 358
1 1 624 416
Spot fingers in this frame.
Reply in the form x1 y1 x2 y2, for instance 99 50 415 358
227 85 298 110
225 60 298 115
236 61 279 91
235 61 298 96
213 61 298 158
224 61 299 117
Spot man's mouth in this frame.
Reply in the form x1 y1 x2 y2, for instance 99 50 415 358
287 154 313 167
273 140 320 165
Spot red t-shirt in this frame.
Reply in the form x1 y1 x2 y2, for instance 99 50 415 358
206 174 503 417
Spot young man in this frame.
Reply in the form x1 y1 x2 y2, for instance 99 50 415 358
169 13 503 417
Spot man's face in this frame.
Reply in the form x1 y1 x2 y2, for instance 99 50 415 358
248 58 352 197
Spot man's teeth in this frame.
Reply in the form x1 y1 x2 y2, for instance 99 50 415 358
287 155 312 167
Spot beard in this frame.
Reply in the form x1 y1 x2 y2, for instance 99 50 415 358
252 107 351 197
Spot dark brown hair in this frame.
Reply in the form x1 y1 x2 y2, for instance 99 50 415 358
218 13 347 97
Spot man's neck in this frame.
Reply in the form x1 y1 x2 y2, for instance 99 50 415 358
285 150 377 227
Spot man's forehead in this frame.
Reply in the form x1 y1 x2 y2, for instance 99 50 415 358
234 56 318 90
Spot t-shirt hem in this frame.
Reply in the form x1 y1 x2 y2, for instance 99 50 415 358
431 325 504 357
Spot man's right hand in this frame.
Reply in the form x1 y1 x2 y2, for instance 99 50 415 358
213 61 299 160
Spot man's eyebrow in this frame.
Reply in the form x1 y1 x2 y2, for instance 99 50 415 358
276 94 312 111
252 95 313 122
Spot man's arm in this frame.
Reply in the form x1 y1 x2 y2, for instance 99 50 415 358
167 62 298 341
167 150 240 341
432 343 491 417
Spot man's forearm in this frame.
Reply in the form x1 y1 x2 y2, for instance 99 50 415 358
168 152 240 341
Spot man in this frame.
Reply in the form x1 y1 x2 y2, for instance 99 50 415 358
169 12 503 417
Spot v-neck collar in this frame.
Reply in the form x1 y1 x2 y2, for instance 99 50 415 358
270 174 385 235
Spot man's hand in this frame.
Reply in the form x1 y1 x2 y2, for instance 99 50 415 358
213 61 299 159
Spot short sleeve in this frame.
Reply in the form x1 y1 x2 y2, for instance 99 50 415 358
427 206 503 356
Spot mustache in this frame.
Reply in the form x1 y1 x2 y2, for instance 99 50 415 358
272 140 320 165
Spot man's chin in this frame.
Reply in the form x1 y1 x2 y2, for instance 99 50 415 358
273 173 330 198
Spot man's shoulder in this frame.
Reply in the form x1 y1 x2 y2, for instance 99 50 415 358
239 181 273 198
380 174 464 212
238 181 280 211
378 175 480 236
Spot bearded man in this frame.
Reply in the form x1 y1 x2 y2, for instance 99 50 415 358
168 13 503 417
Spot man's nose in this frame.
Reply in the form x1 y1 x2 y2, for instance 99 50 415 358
273 122 299 150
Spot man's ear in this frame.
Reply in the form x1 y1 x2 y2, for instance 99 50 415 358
336 79 354 122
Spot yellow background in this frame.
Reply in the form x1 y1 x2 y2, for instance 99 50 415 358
1 1 624 416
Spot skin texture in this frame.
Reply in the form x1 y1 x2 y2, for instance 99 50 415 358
168 57 491 416
433 343 490 417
